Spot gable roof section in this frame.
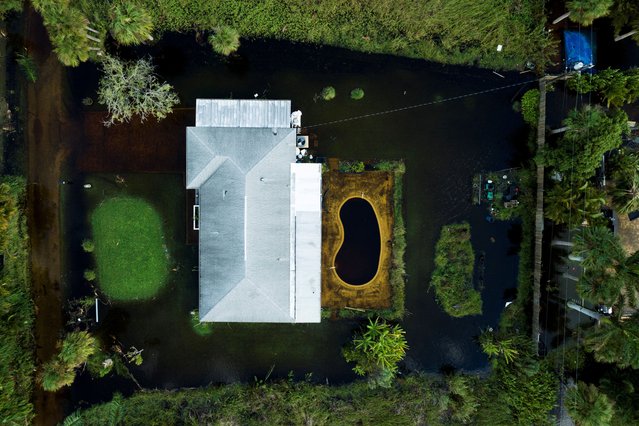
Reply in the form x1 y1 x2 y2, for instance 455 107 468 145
195 99 291 128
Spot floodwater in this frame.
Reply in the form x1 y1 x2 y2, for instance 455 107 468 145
335 197 381 285
62 36 532 404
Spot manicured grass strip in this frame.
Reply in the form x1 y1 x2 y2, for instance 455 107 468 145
431 222 482 317
0 176 34 423
91 197 168 301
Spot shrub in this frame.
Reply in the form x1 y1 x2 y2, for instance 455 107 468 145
208 26 240 55
82 239 95 252
350 88 365 100
343 318 408 388
110 2 154 45
320 86 336 101
190 310 214 336
40 332 97 392
84 269 96 281
16 52 37 83
338 160 365 173
430 222 482 317
520 89 539 126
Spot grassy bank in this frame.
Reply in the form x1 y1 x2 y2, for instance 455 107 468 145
0 176 34 423
431 222 482 317
70 0 551 70
91 197 168 301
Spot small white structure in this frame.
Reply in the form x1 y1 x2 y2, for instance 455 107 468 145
291 110 302 127
186 99 322 323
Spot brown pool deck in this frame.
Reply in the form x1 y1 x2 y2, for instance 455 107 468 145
321 169 394 310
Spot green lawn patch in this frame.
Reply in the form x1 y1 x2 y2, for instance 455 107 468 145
431 222 482 317
91 197 168 301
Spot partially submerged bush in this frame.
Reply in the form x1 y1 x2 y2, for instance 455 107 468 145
82 239 95 253
520 89 539 126
321 86 336 101
209 26 240 56
190 309 214 336
350 88 365 100
430 222 482 317
40 332 97 391
84 269 96 282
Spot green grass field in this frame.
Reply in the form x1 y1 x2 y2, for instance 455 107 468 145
91 197 168 301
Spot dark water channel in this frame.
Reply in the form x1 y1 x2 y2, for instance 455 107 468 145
335 198 380 285
63 36 531 404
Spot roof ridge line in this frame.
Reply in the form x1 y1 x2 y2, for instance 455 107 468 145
245 278 293 321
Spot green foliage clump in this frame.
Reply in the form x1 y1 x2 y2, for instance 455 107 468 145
544 182 606 226
567 0 613 26
81 238 95 252
539 106 629 182
350 88 365 100
91 197 168 301
609 1 639 45
567 68 639 107
110 1 154 45
431 222 482 317
520 89 539 126
584 317 639 369
208 26 240 55
190 309 214 336
97 55 179 126
343 318 408 388
0 0 22 17
15 52 37 83
338 160 365 173
40 331 97 391
84 269 96 281
566 381 615 426
476 331 558 425
320 86 336 101
0 177 34 423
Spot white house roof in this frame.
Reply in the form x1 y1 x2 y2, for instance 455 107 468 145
186 99 321 323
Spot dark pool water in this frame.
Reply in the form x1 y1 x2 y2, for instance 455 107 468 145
335 197 381 285
62 35 532 403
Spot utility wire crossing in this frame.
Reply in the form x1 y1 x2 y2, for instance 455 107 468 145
305 78 540 129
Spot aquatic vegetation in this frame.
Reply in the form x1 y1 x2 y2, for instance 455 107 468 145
90 196 168 301
430 222 482 317
190 310 214 336
320 86 336 101
81 239 94 253
15 52 37 83
83 269 96 281
208 26 240 56
350 88 365 100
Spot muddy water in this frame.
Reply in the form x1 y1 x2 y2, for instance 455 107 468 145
63 36 532 404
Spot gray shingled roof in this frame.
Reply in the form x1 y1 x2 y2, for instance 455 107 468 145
186 99 321 323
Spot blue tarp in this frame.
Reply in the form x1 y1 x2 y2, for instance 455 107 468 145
564 31 594 70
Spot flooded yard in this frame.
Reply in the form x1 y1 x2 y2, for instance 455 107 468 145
60 36 531 403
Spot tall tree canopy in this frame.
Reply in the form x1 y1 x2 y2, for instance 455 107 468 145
566 381 615 426
567 0 613 26
540 106 629 182
584 317 639 369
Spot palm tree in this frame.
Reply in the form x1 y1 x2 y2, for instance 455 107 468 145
545 183 606 226
577 269 624 305
566 381 615 426
110 2 153 45
612 172 639 214
567 0 614 26
572 226 625 271
584 317 639 369
208 26 240 56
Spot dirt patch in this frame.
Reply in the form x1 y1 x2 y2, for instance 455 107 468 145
78 108 192 173
618 212 639 255
321 170 394 309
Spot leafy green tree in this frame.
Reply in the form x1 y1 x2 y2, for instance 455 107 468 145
609 0 639 45
97 55 179 126
110 1 153 45
584 317 639 369
567 68 639 107
540 106 629 182
600 369 639 425
520 89 539 126
342 318 408 388
208 26 240 55
444 374 479 423
567 0 613 26
566 381 615 426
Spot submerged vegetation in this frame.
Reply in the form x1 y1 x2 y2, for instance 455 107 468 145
208 26 241 56
320 86 336 101
91 197 168 301
431 222 482 317
0 177 34 423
